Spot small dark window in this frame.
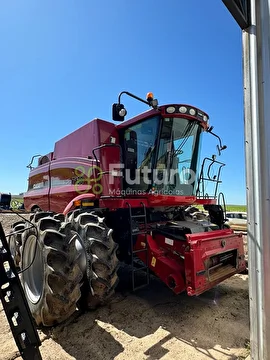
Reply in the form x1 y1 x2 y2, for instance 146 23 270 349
38 156 50 165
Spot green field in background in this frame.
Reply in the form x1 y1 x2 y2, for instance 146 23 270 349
196 204 247 212
225 204 247 212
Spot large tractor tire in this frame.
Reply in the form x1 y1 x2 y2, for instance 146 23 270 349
69 210 120 310
8 220 27 268
19 212 84 327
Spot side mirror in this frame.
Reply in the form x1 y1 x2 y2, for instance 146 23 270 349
112 103 127 121
217 144 227 156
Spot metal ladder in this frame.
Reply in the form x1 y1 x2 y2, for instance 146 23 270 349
126 202 150 291
0 221 42 360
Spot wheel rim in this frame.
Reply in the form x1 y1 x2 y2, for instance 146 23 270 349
22 234 44 304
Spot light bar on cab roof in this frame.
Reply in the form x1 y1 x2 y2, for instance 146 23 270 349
166 106 176 113
165 105 209 123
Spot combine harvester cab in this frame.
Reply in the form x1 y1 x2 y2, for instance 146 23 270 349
10 91 246 327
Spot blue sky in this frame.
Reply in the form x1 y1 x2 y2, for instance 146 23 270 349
0 0 246 204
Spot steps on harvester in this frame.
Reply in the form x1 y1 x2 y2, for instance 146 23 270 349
126 202 150 291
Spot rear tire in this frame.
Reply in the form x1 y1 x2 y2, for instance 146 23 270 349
19 212 83 327
69 210 120 309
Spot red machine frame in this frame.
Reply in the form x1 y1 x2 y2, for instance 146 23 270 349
23 94 246 297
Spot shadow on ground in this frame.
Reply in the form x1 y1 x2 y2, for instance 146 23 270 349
41 267 250 360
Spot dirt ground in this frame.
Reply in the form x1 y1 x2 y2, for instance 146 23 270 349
0 214 250 360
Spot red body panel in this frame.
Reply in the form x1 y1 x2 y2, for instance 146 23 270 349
24 119 122 211
53 119 116 160
135 234 186 293
98 195 200 210
49 157 99 213
184 230 245 295
24 156 103 212
134 229 246 296
194 198 217 205
24 164 50 211
52 117 121 201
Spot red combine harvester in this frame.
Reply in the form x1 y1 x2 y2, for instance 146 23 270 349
10 91 246 327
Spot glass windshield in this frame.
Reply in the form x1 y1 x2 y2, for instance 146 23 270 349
122 115 202 196
154 117 202 196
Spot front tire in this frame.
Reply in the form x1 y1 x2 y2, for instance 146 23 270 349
69 210 120 309
19 212 83 327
